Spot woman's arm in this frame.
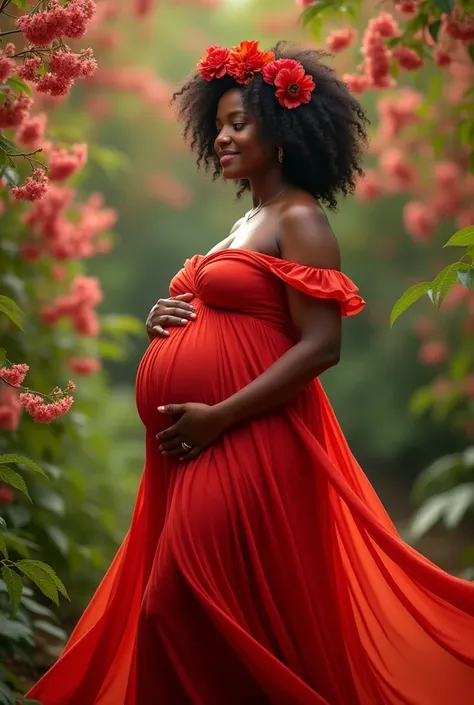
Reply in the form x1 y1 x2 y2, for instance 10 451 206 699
215 203 342 429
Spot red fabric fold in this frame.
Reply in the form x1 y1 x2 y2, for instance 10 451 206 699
27 248 474 705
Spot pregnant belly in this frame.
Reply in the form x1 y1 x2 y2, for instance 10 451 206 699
135 304 292 432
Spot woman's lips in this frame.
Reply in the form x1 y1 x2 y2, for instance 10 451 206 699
220 153 238 166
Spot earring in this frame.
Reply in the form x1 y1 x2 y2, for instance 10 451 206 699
278 146 284 164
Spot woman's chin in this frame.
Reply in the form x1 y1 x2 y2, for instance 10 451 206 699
221 164 246 181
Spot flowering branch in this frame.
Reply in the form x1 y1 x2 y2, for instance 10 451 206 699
0 363 76 423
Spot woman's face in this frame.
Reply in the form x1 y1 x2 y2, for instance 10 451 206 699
214 88 276 180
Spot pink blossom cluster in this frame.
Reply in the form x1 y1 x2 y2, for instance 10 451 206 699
11 168 49 202
21 185 116 260
19 391 74 423
67 356 100 375
0 50 16 83
16 0 96 47
326 27 357 53
0 95 33 129
0 483 15 505
342 9 473 95
40 275 103 337
17 47 98 98
0 385 22 431
0 363 29 386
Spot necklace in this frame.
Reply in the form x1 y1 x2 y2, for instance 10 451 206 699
245 187 288 222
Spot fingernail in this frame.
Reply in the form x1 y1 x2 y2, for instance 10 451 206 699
159 445 163 450
181 319 188 324
158 406 165 412
190 313 197 319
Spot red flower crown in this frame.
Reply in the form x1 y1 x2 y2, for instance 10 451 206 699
197 40 315 110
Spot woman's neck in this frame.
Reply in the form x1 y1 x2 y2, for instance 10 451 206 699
249 169 288 208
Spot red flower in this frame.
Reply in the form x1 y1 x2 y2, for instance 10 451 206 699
263 58 300 85
274 67 315 109
197 46 231 81
0 483 15 505
227 40 275 84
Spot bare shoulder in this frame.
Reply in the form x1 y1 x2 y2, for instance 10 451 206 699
279 198 341 271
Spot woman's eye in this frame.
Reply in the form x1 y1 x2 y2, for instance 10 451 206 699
233 123 245 131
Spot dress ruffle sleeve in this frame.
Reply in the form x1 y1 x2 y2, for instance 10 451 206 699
265 259 366 317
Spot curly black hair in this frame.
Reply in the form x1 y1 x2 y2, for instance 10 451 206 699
171 41 369 211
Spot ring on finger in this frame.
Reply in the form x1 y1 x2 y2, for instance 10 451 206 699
181 441 192 452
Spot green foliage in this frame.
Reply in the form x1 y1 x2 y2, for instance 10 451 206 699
391 226 474 325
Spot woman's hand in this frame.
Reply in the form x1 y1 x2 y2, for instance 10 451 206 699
146 293 196 338
156 403 228 460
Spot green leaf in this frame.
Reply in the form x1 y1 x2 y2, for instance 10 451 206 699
1 566 23 616
0 348 6 365
458 119 474 147
17 559 68 600
21 595 56 618
33 619 67 641
428 262 468 308
300 0 334 26
428 19 441 42
432 0 454 12
0 516 6 530
0 454 47 478
0 294 24 330
409 386 434 417
11 0 29 10
444 225 474 248
443 484 474 529
15 560 59 606
409 495 446 541
469 44 474 65
0 134 17 152
101 314 144 336
0 466 31 502
390 281 430 327
0 166 20 185
0 534 8 559
6 75 32 96
458 266 474 289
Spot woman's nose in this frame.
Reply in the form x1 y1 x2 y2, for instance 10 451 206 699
216 132 231 146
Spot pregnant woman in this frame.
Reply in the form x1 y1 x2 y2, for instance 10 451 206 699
28 41 474 705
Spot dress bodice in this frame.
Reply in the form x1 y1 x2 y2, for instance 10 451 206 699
169 248 365 335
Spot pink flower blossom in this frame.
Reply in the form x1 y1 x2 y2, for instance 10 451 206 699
15 112 47 150
403 201 437 243
19 392 74 423
133 0 156 16
377 88 422 139
0 95 33 129
326 27 356 53
16 2 70 46
342 73 370 93
356 169 384 200
419 340 448 366
392 46 424 70
11 168 49 202
67 356 100 375
48 143 88 181
434 46 451 67
457 208 474 228
442 10 474 42
0 51 16 83
5 43 15 57
394 0 419 15
0 385 22 431
0 364 29 386
17 56 42 82
368 13 400 37
379 148 416 190
49 48 98 81
36 72 75 97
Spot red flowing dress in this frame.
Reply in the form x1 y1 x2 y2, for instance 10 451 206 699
28 249 474 705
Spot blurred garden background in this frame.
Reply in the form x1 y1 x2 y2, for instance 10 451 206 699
0 0 473 701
